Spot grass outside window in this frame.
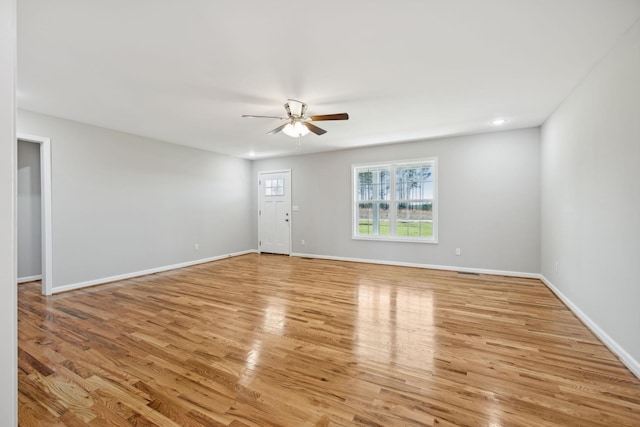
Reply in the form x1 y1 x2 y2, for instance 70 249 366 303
358 220 433 237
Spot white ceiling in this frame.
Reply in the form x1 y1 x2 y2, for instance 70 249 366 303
17 0 640 159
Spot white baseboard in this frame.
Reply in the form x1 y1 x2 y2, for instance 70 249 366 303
291 252 540 279
539 275 640 379
51 249 258 294
17 274 42 284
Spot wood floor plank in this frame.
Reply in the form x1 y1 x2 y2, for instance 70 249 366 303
18 253 640 426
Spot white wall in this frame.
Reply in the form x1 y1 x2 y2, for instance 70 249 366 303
17 110 255 291
0 0 17 422
541 20 640 374
17 140 41 279
253 128 541 274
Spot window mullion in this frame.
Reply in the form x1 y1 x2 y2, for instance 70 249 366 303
372 170 379 235
390 165 397 236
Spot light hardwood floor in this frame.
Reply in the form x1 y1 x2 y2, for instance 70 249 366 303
18 254 640 426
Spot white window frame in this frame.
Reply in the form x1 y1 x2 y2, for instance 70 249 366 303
352 158 438 243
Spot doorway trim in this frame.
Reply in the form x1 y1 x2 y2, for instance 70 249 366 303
257 169 292 255
17 133 53 295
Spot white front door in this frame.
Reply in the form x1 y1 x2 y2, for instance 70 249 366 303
258 170 291 255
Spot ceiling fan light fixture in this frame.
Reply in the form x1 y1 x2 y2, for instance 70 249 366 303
283 121 310 138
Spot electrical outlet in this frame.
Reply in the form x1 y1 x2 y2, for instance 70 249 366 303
195 243 199 251
301 240 305 245
455 248 461 256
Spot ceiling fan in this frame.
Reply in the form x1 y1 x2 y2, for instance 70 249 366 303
242 99 349 138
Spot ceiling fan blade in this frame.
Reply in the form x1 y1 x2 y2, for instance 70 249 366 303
304 122 327 135
267 123 288 135
242 115 286 119
309 113 349 121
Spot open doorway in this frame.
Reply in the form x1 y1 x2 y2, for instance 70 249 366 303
16 133 52 295
17 140 41 283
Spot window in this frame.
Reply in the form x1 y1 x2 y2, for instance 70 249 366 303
264 178 284 196
353 158 437 243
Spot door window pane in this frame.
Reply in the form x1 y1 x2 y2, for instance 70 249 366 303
265 179 284 196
